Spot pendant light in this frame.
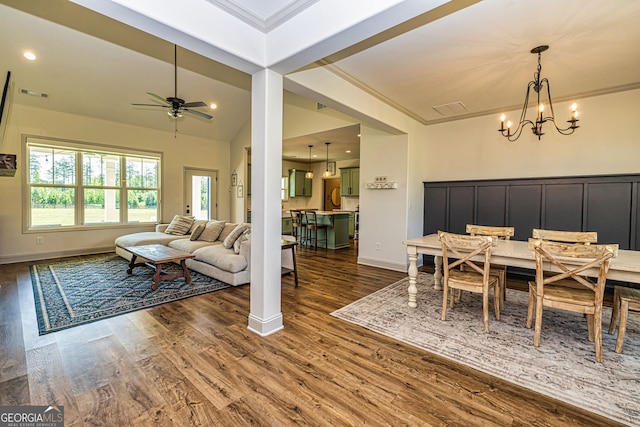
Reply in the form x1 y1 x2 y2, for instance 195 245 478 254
305 145 314 179
323 142 331 177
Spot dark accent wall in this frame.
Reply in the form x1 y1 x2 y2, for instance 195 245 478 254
423 174 640 250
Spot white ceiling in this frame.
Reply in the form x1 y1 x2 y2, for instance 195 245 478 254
1 0 639 162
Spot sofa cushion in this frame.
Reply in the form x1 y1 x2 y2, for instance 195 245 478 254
190 223 206 241
115 232 187 248
194 245 248 273
168 238 219 254
165 215 195 235
198 220 226 242
223 224 250 249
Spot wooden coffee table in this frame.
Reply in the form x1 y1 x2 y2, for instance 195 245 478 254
124 244 195 290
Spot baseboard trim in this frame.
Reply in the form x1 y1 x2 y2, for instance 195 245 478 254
357 256 415 272
247 312 284 336
0 246 114 265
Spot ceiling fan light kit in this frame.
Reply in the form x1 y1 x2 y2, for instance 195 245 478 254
498 45 580 142
132 45 213 122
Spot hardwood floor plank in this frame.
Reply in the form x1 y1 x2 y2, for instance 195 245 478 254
26 343 82 426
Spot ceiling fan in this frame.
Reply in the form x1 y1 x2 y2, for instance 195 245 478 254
132 44 213 121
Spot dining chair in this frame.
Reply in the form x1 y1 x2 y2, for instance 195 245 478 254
462 224 514 309
531 228 597 244
303 210 327 249
290 210 305 245
439 231 501 333
526 238 618 362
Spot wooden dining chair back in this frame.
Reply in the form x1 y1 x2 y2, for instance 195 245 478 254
464 224 515 308
438 231 501 333
526 238 618 362
304 210 327 249
531 228 597 244
290 210 304 244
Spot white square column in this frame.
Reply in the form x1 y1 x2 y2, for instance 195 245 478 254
247 68 284 336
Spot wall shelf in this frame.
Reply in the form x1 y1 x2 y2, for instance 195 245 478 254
365 182 397 189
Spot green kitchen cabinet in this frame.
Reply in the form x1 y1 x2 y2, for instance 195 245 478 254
340 167 359 197
289 169 312 197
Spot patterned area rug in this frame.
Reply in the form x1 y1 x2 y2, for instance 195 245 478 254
331 273 640 426
31 254 231 335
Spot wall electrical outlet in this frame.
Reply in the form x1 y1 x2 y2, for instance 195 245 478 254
374 176 387 183
375 242 381 251
36 236 44 245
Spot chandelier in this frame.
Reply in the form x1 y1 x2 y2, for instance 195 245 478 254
499 45 580 141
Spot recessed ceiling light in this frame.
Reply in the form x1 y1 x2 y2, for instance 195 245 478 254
210 103 217 109
346 150 352 153
24 51 36 61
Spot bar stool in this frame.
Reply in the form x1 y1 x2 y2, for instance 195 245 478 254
608 286 640 353
303 210 327 249
290 210 305 245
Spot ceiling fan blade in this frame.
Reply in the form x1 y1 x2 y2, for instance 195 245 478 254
147 92 170 105
132 103 169 107
184 108 213 120
183 101 207 108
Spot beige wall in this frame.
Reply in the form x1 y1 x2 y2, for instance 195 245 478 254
0 104 231 263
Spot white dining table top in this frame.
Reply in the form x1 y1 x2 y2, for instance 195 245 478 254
403 233 640 284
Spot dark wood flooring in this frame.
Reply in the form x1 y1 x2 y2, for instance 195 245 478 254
0 242 625 426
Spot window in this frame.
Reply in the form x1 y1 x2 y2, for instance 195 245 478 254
27 138 160 230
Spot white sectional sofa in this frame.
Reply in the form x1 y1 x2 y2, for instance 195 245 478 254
115 217 295 286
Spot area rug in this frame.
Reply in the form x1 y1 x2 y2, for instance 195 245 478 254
30 254 231 335
331 273 640 426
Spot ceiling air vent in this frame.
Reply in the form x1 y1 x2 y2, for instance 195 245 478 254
316 102 328 111
433 101 468 116
20 88 48 98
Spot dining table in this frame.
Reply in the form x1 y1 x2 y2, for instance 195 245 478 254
403 233 640 308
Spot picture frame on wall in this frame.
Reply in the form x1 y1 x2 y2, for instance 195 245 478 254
328 162 336 176
237 183 244 198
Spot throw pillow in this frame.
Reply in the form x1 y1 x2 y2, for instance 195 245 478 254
218 222 238 242
223 224 250 249
198 220 226 242
233 231 250 254
189 223 206 241
165 215 195 235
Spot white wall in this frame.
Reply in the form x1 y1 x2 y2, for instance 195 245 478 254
0 104 231 263
357 126 408 271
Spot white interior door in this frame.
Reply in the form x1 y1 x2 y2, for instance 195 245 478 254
184 168 217 220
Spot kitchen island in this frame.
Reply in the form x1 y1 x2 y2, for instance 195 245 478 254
306 211 350 249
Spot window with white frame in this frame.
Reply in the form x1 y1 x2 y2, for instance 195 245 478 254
26 138 161 230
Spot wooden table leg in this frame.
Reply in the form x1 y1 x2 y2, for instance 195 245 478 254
291 246 298 287
127 254 137 274
615 299 630 353
433 255 443 291
181 259 192 284
151 262 162 290
407 246 418 308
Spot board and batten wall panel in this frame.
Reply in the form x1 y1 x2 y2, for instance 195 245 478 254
423 174 640 250
508 185 542 241
477 185 506 227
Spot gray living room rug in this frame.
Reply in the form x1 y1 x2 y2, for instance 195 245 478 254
331 272 640 426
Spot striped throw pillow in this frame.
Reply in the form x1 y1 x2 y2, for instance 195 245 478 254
165 215 195 235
